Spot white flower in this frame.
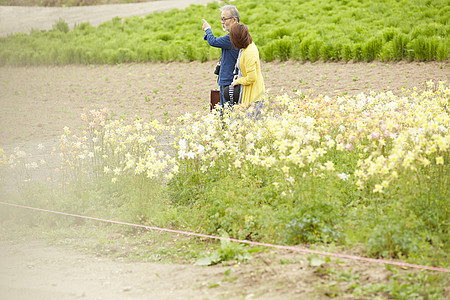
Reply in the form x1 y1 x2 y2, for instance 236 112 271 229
337 173 350 181
113 167 121 176
178 150 187 159
213 140 226 151
186 151 195 159
26 162 38 169
15 150 26 158
178 139 188 150
195 144 205 154
286 176 295 184
245 132 255 142
234 159 242 168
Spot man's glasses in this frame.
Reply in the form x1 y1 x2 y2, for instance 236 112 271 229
221 17 234 22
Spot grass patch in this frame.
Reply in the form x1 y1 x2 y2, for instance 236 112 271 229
0 0 448 65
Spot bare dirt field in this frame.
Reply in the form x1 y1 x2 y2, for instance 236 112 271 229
1 2 449 299
1 60 448 147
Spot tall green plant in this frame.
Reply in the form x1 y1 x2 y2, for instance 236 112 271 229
0 0 448 64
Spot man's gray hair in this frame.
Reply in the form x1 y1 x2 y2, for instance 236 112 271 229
220 5 240 22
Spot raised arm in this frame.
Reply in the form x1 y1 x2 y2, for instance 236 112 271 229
203 28 234 49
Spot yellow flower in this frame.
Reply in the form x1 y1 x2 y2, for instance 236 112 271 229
324 161 335 171
373 184 383 193
263 156 276 168
436 156 444 165
355 180 364 189
420 157 431 167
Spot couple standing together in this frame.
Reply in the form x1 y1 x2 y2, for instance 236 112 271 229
202 5 265 114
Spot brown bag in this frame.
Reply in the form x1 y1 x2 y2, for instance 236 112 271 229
210 89 220 111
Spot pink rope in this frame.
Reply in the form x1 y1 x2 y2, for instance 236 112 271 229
1 201 448 273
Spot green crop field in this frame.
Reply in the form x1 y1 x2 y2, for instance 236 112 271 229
0 0 448 65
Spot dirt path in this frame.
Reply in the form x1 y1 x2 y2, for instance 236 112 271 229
0 240 230 300
0 238 399 300
0 0 215 36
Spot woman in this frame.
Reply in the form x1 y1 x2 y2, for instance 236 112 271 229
229 23 265 110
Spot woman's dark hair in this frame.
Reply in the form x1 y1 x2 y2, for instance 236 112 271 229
229 23 252 49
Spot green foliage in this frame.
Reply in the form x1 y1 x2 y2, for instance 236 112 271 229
362 37 383 62
284 201 344 244
367 216 424 258
353 268 450 299
52 18 69 33
195 232 252 266
165 83 449 270
0 0 449 65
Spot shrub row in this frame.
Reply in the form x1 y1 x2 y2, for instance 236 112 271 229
0 0 448 65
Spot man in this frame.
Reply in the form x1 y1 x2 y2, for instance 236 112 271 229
202 5 240 110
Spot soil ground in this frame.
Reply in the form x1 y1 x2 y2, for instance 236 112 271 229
0 238 397 300
0 2 449 299
1 60 448 147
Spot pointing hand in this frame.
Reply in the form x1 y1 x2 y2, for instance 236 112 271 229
202 19 211 31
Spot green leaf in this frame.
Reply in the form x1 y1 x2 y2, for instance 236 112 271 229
195 256 214 266
309 256 326 267
195 251 221 266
